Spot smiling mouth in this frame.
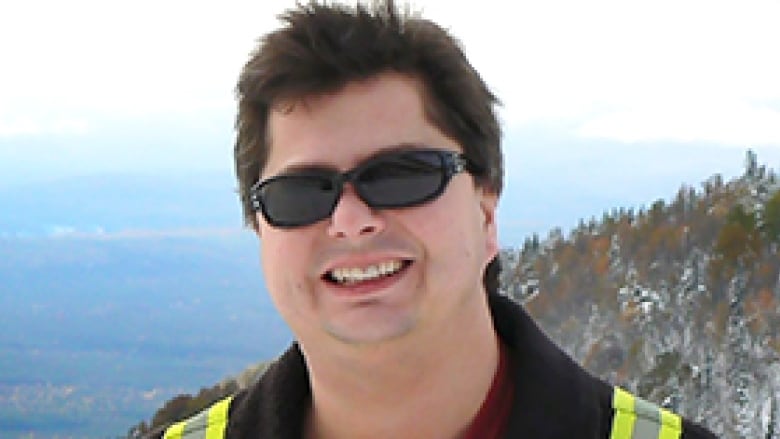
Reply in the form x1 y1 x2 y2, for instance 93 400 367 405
325 260 411 285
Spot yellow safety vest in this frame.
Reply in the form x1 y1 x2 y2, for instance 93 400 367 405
161 387 682 439
162 395 232 439
610 387 682 439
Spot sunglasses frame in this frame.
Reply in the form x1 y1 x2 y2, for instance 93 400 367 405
250 148 476 228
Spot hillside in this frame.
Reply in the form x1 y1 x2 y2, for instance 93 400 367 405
501 151 780 438
130 152 780 438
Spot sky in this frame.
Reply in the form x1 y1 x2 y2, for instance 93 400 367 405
1 0 780 240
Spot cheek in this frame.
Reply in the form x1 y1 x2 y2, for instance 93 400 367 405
423 193 494 272
259 241 283 301
259 232 308 297
259 233 282 275
404 200 480 264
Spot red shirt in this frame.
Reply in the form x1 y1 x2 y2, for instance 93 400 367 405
462 342 514 439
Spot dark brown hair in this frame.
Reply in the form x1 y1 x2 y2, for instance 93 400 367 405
234 0 503 293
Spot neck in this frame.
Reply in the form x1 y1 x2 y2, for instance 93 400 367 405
301 292 500 439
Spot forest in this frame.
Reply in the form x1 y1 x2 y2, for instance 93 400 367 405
501 151 779 438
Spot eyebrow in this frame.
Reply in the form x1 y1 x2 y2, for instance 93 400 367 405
268 142 428 176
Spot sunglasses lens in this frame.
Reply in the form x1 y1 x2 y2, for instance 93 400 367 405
357 151 445 207
260 175 338 227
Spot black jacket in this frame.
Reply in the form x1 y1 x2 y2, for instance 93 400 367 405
154 293 718 438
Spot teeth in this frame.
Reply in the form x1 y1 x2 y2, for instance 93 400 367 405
330 260 404 284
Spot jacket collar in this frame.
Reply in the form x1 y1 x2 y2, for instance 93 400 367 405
489 292 611 437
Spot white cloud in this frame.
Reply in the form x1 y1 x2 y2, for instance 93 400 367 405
578 101 780 146
1 0 779 149
424 0 780 147
51 118 90 136
0 115 90 138
0 117 40 137
0 0 288 116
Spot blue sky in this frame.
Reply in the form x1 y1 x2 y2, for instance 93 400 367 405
1 0 779 243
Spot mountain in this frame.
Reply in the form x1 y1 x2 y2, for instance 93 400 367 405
0 172 241 237
499 151 780 438
131 152 780 438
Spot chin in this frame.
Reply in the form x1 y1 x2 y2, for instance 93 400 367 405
323 312 417 345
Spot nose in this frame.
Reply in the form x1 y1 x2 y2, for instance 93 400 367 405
326 184 385 239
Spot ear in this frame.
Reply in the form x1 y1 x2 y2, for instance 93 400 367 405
478 189 499 261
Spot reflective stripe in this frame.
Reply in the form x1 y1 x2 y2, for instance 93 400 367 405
659 408 683 439
610 387 682 439
205 397 231 439
163 421 185 439
612 387 637 439
632 397 661 439
162 396 234 439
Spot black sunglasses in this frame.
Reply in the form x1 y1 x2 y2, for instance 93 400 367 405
250 148 477 228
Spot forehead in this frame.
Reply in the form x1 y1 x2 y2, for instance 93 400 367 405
264 73 457 175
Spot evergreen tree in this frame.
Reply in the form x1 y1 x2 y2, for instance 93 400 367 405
764 190 780 243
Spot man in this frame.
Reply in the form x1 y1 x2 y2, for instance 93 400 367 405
156 1 717 438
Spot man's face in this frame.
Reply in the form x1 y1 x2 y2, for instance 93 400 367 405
258 73 498 349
